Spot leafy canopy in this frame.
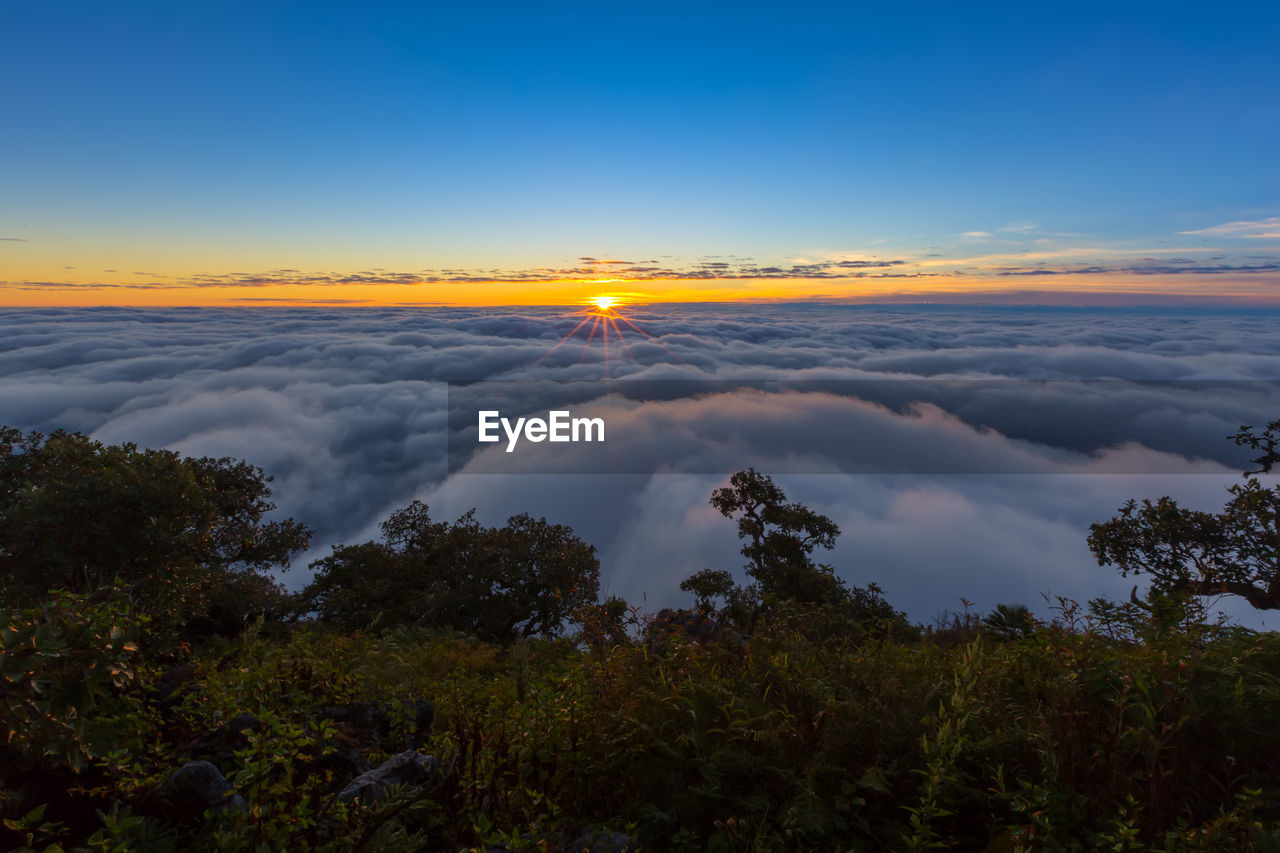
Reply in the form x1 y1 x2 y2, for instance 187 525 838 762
1234 417 1280 475
1089 420 1280 610
0 426 309 637
710 467 843 607
705 468 908 633
301 500 600 642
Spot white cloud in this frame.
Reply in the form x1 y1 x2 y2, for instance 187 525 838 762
2 304 1277 623
1178 217 1280 239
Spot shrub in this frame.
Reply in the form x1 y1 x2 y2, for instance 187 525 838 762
0 426 309 640
301 501 600 643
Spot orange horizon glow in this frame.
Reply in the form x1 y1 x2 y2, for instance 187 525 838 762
1 274 1279 309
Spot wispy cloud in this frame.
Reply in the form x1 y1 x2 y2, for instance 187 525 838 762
4 237 1279 301
1179 217 1280 239
994 260 1280 276
0 257 926 291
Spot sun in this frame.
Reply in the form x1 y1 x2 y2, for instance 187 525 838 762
528 292 690 375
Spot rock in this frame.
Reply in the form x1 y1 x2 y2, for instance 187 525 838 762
336 750 439 804
408 700 434 747
158 760 245 817
568 829 641 852
154 662 197 707
225 711 261 736
306 743 370 786
186 711 262 773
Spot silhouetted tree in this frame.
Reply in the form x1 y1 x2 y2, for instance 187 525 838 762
708 469 909 635
1235 418 1280 475
1089 422 1280 610
0 426 308 638
575 594 633 649
710 468 844 607
982 603 1037 640
680 569 737 612
302 500 599 642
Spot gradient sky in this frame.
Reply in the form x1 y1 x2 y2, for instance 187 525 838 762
3 1 1279 306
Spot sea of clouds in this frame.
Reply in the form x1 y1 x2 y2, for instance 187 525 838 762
4 303 1279 626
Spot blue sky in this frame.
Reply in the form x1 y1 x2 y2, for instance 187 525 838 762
2 1 1278 304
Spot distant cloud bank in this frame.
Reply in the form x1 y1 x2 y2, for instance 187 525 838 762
3 304 1279 626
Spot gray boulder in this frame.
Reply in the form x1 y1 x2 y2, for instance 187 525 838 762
158 760 245 817
154 662 197 707
336 750 439 804
186 711 262 774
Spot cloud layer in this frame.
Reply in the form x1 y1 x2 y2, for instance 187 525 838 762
3 304 1278 626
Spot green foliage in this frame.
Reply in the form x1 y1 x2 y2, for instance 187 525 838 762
0 426 309 639
704 469 911 638
711 468 843 608
0 589 174 852
1233 417 1280 475
9 437 1280 850
1088 418 1280 613
5 597 1280 850
575 595 635 650
681 569 738 612
301 501 600 643
0 588 154 772
1089 474 1280 610
982 604 1037 641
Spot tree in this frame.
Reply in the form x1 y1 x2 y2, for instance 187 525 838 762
706 469 909 637
1089 421 1280 610
710 468 845 607
301 500 600 642
1234 418 1280 475
680 569 737 612
982 603 1037 640
0 426 309 637
575 594 633 650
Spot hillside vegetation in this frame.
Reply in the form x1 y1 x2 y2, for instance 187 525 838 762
4 425 1280 852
